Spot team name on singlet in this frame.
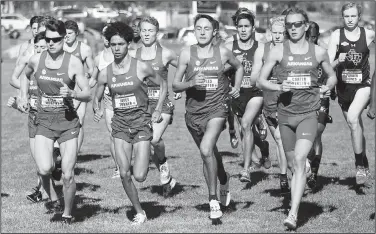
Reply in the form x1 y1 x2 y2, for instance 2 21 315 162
287 61 313 66
39 76 63 82
111 81 134 88
194 66 219 72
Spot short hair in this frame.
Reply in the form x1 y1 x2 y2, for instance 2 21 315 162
64 20 79 34
232 8 255 26
45 19 66 36
270 16 285 29
132 17 142 26
194 14 216 29
235 12 255 27
213 20 219 30
38 16 55 29
104 21 134 43
308 21 320 34
283 7 309 23
341 2 362 17
30 16 41 27
140 16 159 32
34 31 46 44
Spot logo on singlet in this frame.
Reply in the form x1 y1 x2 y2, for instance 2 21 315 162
194 66 219 71
42 69 46 75
243 59 252 73
287 61 313 66
341 41 349 46
196 61 200 66
346 49 362 66
318 67 323 79
112 77 116 82
30 81 34 85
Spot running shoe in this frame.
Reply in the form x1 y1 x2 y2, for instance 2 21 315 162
239 168 251 183
209 200 223 219
220 172 231 206
356 166 367 185
307 172 318 189
131 210 147 225
283 213 297 230
26 187 42 203
61 215 75 224
111 168 120 179
305 159 312 177
256 114 267 141
260 141 271 169
160 161 171 185
229 130 239 149
162 177 176 198
280 178 290 195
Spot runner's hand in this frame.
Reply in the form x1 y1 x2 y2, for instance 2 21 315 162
320 85 331 98
17 97 29 113
281 80 292 92
93 107 103 122
367 105 375 120
7 96 16 108
229 87 240 98
59 81 73 98
152 110 163 123
174 92 182 100
338 53 347 63
192 72 205 87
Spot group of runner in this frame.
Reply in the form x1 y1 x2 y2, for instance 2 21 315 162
6 2 374 230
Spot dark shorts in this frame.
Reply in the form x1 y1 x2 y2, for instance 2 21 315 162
28 111 37 138
263 110 278 129
232 87 263 117
111 110 153 144
318 98 332 125
185 105 228 142
337 83 370 112
35 110 80 144
278 111 318 152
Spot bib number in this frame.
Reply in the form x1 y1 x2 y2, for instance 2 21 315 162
269 77 278 84
287 72 311 89
196 76 218 91
342 69 362 84
148 88 160 99
41 95 64 108
30 97 37 109
114 94 138 109
241 76 252 88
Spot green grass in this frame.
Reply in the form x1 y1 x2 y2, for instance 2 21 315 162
1 39 375 233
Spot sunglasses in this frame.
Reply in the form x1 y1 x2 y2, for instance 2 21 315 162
45 36 64 43
285 21 305 29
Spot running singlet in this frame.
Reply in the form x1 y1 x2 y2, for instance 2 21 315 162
135 43 169 101
278 41 320 115
35 51 75 113
229 38 259 90
69 41 83 62
98 50 114 103
28 74 38 112
185 45 229 114
335 27 370 85
107 57 148 116
263 42 280 113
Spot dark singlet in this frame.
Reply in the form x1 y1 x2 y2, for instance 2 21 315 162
107 57 149 126
35 51 75 113
185 45 229 114
263 42 280 113
135 43 169 102
335 27 370 85
69 41 83 62
230 38 259 91
278 41 320 115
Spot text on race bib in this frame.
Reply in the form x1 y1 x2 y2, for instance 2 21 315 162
114 94 138 109
342 69 362 84
196 76 218 91
241 76 253 88
287 72 311 89
269 77 279 84
29 97 38 109
148 88 160 99
41 95 64 108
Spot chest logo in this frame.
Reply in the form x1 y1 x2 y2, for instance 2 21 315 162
42 69 46 75
112 77 116 82
196 61 200 66
341 41 349 46
346 49 362 66
288 56 293 61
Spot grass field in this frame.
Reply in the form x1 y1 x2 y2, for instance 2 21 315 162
1 35 375 233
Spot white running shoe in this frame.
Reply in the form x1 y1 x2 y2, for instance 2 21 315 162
209 200 223 219
220 172 231 206
111 169 120 179
131 210 147 225
160 161 171 185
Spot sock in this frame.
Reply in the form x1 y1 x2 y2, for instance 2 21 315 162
362 152 369 169
311 155 322 174
280 173 288 181
219 173 228 185
355 153 363 167
209 195 217 201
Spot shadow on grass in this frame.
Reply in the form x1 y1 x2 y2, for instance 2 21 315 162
269 193 291 215
297 202 337 228
310 176 371 195
370 213 375 220
140 184 200 197
242 171 269 190
167 155 181 159
76 154 111 163
55 182 100 193
75 167 94 176
218 151 239 158
194 200 254 214
125 201 182 221
1 193 9 197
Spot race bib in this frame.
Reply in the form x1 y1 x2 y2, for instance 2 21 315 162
342 69 362 84
269 77 278 84
148 88 160 99
29 96 38 109
196 76 218 91
241 76 253 88
41 95 64 108
287 72 311 89
114 94 138 109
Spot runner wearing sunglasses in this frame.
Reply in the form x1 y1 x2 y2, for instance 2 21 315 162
256 7 337 230
18 18 91 224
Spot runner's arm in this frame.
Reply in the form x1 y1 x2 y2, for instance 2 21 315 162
256 45 282 91
93 68 107 112
222 46 243 91
70 56 91 102
317 46 337 90
172 48 191 92
10 55 29 89
88 56 100 88
83 45 95 78
164 48 178 68
250 44 265 86
327 30 340 68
